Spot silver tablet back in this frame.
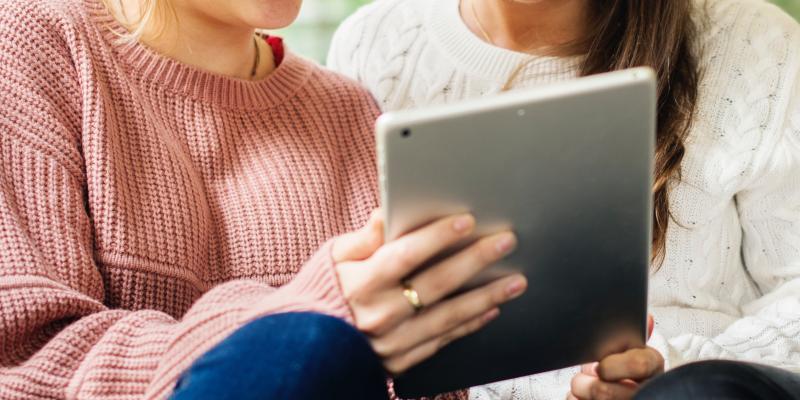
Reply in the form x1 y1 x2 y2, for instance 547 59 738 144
377 68 656 398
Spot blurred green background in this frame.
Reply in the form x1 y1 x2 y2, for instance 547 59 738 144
774 0 800 18
279 0 800 62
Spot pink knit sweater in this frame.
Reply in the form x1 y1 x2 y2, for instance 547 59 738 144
0 0 382 398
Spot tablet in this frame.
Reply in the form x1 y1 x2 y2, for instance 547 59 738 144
376 67 656 398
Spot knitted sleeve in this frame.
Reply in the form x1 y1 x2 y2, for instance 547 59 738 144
327 2 374 85
328 0 422 110
0 5 352 400
648 38 800 371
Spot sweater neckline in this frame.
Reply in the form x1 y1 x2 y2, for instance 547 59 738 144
83 0 313 110
426 0 582 85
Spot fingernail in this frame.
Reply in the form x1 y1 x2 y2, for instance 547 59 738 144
483 308 500 323
505 278 527 298
495 233 517 256
453 215 475 233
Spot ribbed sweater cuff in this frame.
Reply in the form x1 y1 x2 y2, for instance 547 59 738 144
240 238 355 326
144 239 354 398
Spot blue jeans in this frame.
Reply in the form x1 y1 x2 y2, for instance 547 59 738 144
171 312 389 400
636 360 800 399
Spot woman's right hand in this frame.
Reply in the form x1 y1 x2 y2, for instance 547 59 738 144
334 211 528 374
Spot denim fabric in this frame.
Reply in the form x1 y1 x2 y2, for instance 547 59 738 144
171 312 389 400
636 360 800 399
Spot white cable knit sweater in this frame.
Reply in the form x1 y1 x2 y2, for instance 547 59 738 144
328 0 800 398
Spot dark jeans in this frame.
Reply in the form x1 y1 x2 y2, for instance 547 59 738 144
636 360 800 399
170 312 389 400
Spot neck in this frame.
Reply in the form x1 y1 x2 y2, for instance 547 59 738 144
117 0 275 80
463 0 589 55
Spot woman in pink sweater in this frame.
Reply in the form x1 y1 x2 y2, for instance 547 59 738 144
0 0 529 398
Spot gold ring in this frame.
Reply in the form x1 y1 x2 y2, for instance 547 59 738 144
401 281 424 313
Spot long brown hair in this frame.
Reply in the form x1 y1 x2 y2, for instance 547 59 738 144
579 1 701 265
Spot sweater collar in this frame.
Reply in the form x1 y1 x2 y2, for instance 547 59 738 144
426 0 582 86
84 0 313 111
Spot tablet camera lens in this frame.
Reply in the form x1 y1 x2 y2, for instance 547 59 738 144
402 129 411 138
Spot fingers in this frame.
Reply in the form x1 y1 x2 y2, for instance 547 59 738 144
597 347 664 382
372 214 476 281
382 308 500 375
647 314 654 340
371 274 526 357
569 345 662 400
341 213 497 338
410 231 517 305
333 209 384 262
570 373 637 400
581 362 599 377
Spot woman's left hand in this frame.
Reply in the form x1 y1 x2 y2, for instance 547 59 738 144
568 316 664 400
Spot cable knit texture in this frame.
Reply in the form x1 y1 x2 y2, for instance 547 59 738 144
0 0 385 398
329 0 800 398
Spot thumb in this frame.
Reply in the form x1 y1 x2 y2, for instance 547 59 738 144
333 209 384 262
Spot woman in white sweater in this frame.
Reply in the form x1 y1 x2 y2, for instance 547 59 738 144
329 0 800 399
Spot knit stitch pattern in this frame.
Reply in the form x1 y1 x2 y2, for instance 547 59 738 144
0 0 381 398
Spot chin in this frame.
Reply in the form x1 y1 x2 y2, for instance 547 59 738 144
251 0 303 30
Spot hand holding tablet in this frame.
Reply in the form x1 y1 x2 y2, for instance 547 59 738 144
333 211 527 375
569 316 663 400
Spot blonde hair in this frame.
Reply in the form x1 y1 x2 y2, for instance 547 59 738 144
100 0 175 42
